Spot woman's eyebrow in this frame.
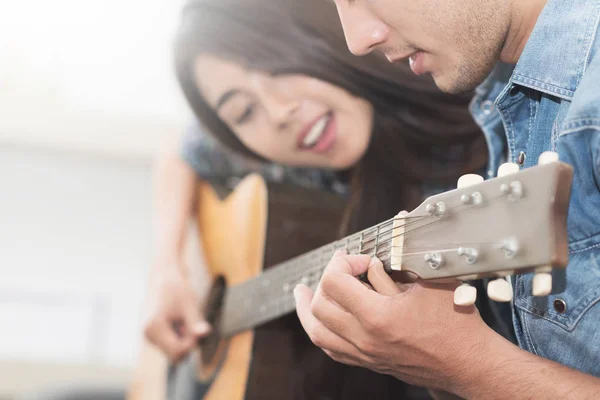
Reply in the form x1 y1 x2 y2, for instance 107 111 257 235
215 89 242 112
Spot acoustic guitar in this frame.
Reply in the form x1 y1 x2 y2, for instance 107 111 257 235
128 173 348 400
130 152 573 400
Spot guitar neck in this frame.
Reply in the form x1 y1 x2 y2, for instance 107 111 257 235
219 218 396 336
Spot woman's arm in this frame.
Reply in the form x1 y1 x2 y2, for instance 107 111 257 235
144 134 211 362
152 140 198 266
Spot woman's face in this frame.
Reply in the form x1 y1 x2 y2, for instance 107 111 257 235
194 54 374 169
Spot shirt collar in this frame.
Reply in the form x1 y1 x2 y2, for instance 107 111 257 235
511 0 600 100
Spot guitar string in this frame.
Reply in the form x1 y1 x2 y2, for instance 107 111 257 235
359 191 509 253
228 210 444 294
276 190 508 273
229 189 510 300
223 213 431 306
224 232 492 325
221 247 418 332
222 191 511 332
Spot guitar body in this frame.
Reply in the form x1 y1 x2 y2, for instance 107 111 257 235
194 174 267 400
193 174 347 399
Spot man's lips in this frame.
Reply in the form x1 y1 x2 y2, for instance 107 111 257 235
386 51 418 64
387 51 427 75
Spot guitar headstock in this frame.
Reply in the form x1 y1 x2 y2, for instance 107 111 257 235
389 151 573 306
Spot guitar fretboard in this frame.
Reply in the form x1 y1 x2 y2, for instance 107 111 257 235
219 218 397 336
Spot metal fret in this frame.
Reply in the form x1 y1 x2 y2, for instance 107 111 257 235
358 232 363 254
220 221 400 337
374 224 380 257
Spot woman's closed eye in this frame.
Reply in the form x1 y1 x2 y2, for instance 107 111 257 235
234 102 256 125
219 98 257 126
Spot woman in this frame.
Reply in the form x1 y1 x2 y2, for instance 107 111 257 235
145 0 490 398
173 0 488 233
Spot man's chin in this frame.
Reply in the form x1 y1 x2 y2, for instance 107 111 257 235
433 73 480 94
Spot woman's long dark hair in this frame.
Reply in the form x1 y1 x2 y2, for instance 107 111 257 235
174 0 487 235
174 1 487 398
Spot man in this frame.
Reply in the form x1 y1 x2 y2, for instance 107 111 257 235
294 0 600 397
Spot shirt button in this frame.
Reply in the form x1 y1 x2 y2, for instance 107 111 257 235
517 151 526 166
554 298 567 313
480 100 495 115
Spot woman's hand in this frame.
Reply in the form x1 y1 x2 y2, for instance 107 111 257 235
144 261 211 363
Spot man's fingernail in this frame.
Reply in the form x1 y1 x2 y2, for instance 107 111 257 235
332 250 345 259
369 256 381 268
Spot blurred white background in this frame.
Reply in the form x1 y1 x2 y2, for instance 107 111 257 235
0 0 190 397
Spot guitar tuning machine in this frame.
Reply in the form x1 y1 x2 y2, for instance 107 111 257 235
499 238 519 259
424 252 443 269
425 201 447 217
533 266 553 296
460 191 483 206
454 283 477 306
487 278 513 302
500 180 524 200
457 247 478 264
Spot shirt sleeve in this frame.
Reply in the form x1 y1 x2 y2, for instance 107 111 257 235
179 123 256 182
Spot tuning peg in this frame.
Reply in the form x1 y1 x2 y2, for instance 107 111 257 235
532 272 552 296
454 283 477 306
487 278 513 302
497 162 520 177
457 174 484 189
538 151 559 165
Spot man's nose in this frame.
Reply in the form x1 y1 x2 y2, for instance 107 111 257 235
337 6 389 56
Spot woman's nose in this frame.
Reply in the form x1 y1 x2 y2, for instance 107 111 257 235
254 76 301 131
267 95 300 131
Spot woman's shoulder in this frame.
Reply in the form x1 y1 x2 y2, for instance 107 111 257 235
180 123 260 178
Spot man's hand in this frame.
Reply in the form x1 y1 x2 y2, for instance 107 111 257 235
294 251 495 394
144 262 211 363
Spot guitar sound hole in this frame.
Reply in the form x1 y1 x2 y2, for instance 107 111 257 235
198 275 226 365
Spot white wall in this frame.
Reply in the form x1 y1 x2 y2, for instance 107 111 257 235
0 144 153 368
0 0 190 159
0 0 194 395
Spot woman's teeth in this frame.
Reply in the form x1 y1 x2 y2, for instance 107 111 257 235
303 115 330 147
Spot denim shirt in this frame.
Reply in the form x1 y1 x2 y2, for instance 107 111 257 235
470 0 600 376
